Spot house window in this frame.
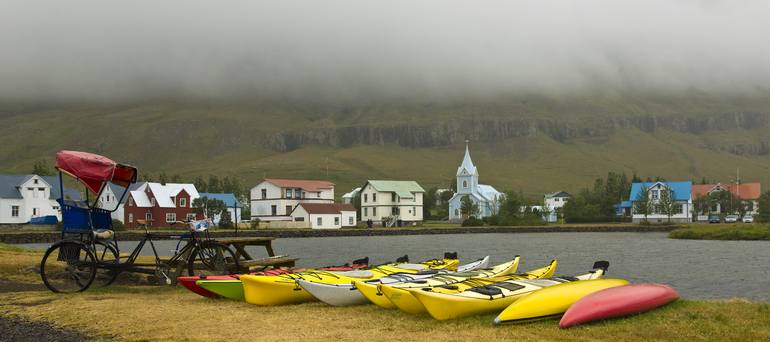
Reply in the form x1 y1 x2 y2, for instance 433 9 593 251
286 189 293 198
651 190 659 201
317 217 322 226
166 213 176 223
317 192 320 198
186 213 196 221
348 216 354 225
128 197 134 206
146 212 152 221
286 205 293 214
391 193 396 202
128 213 133 223
271 205 277 216
150 198 156 207
373 193 377 202
33 179 38 184
413 206 416 216
334 217 340 225
463 180 468 188
261 189 267 199
373 207 377 216
33 208 39 216
180 198 186 207
392 207 398 215
364 208 368 216
364 194 368 203
29 188 37 198
11 206 19 217
295 217 305 222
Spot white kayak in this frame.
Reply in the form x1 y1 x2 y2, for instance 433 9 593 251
297 256 491 306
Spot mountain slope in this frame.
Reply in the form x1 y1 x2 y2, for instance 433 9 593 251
2 95 770 199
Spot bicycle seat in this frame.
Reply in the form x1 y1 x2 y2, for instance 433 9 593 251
93 229 114 240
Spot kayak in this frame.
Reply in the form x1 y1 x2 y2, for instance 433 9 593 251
559 283 679 328
242 256 460 306
178 258 369 299
410 261 609 321
197 279 244 300
494 278 630 324
298 256 491 307
374 257 523 314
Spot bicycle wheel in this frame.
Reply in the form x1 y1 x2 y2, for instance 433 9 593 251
40 241 97 293
187 241 239 277
93 241 120 287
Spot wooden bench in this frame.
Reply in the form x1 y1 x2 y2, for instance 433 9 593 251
215 237 298 272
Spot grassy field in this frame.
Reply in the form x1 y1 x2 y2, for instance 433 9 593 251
2 243 770 341
669 224 770 240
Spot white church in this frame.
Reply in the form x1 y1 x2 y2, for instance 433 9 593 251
448 142 504 222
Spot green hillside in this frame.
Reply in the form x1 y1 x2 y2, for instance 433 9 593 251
2 95 770 200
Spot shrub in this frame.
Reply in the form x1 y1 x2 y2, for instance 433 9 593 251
249 218 260 229
462 217 484 227
111 219 125 231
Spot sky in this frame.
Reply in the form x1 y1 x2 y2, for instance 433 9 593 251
2 0 769 103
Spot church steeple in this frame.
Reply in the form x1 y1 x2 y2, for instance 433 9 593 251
456 140 478 177
456 140 479 194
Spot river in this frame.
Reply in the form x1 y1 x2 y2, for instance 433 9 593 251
21 232 770 300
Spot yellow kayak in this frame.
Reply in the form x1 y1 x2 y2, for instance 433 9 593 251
379 258 553 314
494 278 630 324
242 257 458 306
410 261 609 320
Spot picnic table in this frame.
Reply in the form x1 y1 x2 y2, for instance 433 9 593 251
216 237 298 272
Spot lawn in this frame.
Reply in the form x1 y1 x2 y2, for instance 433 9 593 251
2 243 769 341
669 223 770 240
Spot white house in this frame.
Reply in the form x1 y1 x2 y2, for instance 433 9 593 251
99 182 146 223
250 179 334 221
360 180 425 226
543 191 571 223
290 203 357 229
448 143 503 222
0 174 79 224
199 192 242 225
342 187 361 204
630 181 693 223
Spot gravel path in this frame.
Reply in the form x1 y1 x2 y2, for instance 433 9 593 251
0 315 90 342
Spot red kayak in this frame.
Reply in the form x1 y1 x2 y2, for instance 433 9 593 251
559 283 679 328
177 258 369 298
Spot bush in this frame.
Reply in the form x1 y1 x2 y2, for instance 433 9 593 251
111 219 125 231
249 218 260 229
462 217 484 227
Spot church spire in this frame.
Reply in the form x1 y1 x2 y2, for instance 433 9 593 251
456 140 478 176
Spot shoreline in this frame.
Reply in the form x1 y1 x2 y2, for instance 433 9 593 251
0 224 677 244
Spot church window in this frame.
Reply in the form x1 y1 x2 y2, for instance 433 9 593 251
463 180 468 188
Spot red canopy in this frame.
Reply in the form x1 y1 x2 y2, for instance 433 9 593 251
55 150 138 194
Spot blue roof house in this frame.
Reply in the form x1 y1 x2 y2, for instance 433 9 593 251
629 181 693 223
199 192 243 225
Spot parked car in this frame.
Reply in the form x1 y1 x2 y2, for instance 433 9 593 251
724 215 740 223
708 214 721 223
742 215 754 223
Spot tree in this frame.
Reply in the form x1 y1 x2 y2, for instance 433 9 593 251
32 160 54 176
756 191 770 222
709 190 734 217
633 185 651 223
460 195 479 219
692 194 710 217
207 175 221 193
193 176 207 192
192 196 227 221
423 187 437 220
352 191 362 220
219 209 233 228
658 187 677 222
